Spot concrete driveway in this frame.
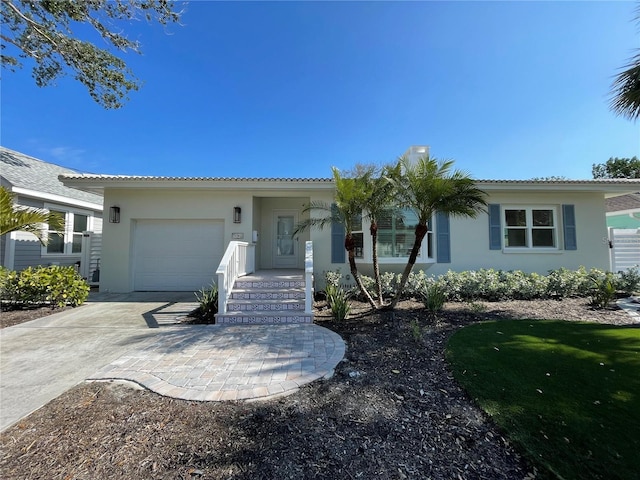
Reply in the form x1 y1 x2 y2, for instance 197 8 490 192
1 292 345 432
0 292 197 431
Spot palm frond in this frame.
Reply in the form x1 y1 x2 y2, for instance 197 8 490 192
0 186 65 244
610 4 640 121
610 51 640 120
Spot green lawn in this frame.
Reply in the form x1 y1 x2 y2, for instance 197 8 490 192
446 320 640 480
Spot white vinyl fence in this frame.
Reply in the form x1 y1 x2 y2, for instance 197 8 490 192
609 228 640 273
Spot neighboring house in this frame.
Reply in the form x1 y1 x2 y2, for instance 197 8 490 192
59 146 640 293
1 147 103 283
605 192 640 228
605 192 640 273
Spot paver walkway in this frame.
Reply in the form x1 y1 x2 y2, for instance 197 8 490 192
4 293 634 432
89 324 345 401
617 296 640 322
1 293 345 431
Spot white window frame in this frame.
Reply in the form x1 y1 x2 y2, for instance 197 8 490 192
502 205 558 251
352 214 365 259
360 209 434 264
42 204 93 256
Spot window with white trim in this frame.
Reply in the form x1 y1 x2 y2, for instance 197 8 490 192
377 209 432 260
43 207 91 255
352 213 364 259
504 206 557 249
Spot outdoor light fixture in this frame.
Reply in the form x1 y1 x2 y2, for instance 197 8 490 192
233 206 242 223
109 206 121 223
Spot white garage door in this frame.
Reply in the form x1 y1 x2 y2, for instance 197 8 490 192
133 219 224 291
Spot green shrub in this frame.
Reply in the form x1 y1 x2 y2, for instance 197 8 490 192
348 271 433 303
356 274 376 300
589 272 617 309
509 270 548 300
323 271 351 320
324 270 343 289
545 266 598 298
0 267 19 303
194 282 218 319
325 281 351 321
409 319 423 342
420 281 446 313
468 301 487 313
0 265 89 308
403 270 429 298
615 267 640 295
352 267 633 305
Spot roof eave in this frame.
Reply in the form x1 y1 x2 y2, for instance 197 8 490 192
476 180 640 196
59 175 640 196
11 186 103 211
59 175 336 194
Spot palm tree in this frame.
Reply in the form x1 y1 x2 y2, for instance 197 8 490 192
610 4 640 120
0 186 64 244
387 155 488 309
295 167 377 309
358 163 401 306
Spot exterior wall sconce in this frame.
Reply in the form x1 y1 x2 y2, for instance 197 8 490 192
233 206 242 224
109 206 121 223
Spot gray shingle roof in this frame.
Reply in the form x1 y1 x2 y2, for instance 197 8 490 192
605 192 640 212
0 147 103 206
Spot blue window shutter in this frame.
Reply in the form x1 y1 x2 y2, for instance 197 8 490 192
436 211 451 263
562 204 577 250
488 204 502 250
331 204 345 263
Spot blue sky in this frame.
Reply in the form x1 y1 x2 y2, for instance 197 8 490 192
1 1 639 179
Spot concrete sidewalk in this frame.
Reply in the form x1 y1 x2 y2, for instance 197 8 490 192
0 293 345 432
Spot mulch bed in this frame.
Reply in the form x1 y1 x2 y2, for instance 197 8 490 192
0 298 634 479
0 305 71 329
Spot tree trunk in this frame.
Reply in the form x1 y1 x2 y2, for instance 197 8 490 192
389 224 428 309
370 222 384 307
345 233 377 309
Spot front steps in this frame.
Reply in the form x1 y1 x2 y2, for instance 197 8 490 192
215 271 313 325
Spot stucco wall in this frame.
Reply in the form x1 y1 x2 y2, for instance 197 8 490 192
101 189 241 292
433 191 609 275
325 190 611 286
100 188 335 292
98 187 611 292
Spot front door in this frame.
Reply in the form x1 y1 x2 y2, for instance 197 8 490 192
273 211 298 268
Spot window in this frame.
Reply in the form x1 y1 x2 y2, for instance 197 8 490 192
504 207 556 249
71 213 88 253
44 207 91 255
377 209 430 259
46 209 66 254
352 213 364 258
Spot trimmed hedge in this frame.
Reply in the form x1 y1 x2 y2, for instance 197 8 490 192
0 265 90 308
343 266 640 303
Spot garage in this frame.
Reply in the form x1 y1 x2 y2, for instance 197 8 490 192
133 219 224 291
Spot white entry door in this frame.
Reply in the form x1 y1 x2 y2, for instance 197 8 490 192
273 211 298 268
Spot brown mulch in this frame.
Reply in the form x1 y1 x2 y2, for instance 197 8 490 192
0 298 635 480
0 305 72 329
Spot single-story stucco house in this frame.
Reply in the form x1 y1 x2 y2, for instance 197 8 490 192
1 147 103 283
59 146 640 317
